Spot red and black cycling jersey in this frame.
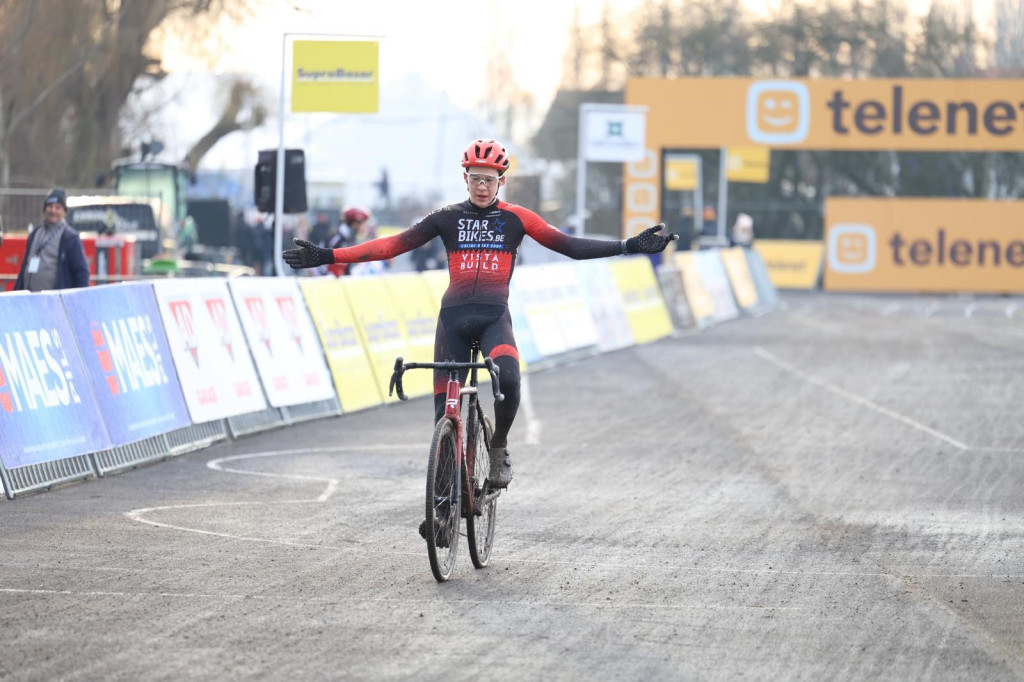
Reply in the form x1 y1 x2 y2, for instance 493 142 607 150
331 199 621 308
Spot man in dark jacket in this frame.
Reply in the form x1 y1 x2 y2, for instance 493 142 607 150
14 188 90 291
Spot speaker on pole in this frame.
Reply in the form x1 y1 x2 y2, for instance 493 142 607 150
255 148 308 214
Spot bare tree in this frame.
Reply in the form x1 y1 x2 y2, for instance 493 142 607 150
182 77 267 173
995 0 1024 69
0 0 261 189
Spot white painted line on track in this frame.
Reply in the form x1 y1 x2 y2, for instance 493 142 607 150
204 446 425 502
1007 303 1019 319
753 347 970 450
496 558 1024 579
0 587 801 610
125 500 374 549
519 374 542 445
126 445 426 550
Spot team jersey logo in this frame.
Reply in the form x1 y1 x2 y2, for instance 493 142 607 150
457 218 506 246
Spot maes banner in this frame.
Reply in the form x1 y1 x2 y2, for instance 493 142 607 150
62 283 191 447
0 293 110 468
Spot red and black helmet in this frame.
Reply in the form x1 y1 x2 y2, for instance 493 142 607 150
343 206 370 224
461 139 510 175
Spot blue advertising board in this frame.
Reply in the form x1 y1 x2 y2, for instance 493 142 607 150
0 292 111 468
61 283 191 447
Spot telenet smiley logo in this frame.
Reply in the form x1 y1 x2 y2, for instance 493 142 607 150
828 224 877 274
746 81 810 145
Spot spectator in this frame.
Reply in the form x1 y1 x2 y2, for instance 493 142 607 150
731 213 755 248
14 188 90 291
673 206 695 251
308 211 333 248
328 207 386 277
178 215 198 259
702 205 717 237
411 237 446 272
233 210 259 271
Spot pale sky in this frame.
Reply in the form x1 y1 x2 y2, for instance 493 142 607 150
160 0 994 116
161 0 633 114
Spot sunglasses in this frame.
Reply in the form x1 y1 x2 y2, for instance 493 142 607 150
467 173 499 187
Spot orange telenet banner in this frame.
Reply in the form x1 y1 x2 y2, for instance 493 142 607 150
823 198 1024 293
627 77 1024 151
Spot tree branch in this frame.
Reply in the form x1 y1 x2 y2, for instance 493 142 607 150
6 53 90 135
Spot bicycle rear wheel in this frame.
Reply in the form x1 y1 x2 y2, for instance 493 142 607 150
425 417 461 582
466 412 498 569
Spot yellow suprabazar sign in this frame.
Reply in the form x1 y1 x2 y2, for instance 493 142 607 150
824 198 1024 293
291 40 379 113
627 77 1024 151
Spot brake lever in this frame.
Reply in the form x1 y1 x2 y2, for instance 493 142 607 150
388 357 408 401
484 357 504 402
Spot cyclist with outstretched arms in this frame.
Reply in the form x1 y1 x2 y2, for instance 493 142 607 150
284 139 677 493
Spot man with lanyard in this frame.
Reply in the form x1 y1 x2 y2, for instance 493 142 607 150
14 188 90 291
284 139 677 491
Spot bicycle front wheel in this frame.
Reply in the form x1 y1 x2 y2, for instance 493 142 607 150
425 417 461 582
467 413 498 569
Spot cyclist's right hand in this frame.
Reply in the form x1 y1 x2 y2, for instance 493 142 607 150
283 238 334 269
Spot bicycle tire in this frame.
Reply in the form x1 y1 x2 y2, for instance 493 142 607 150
466 411 497 569
425 417 461 582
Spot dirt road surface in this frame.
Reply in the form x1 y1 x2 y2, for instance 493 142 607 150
2 292 1022 681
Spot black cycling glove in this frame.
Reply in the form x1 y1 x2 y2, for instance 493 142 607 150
283 238 334 269
623 223 678 254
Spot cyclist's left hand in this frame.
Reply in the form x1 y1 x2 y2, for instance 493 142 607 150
283 238 334 269
625 223 678 254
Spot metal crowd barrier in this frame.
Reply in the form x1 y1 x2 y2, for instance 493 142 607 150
281 396 342 424
165 420 228 455
0 397 347 500
92 433 173 477
0 454 95 500
226 407 288 439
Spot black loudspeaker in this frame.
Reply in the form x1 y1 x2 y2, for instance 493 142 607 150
255 149 308 213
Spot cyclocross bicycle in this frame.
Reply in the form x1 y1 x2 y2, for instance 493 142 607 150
389 344 505 582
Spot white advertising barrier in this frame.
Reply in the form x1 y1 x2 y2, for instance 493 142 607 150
152 279 268 422
546 262 601 351
506 279 543 367
694 250 741 323
508 266 569 358
512 262 598 356
573 260 635 351
228 278 336 408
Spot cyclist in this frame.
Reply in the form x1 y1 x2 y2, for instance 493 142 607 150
284 138 677 490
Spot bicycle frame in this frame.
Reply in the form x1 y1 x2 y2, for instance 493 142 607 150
390 347 504 518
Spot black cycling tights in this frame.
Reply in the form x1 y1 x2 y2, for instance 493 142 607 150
432 303 521 449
